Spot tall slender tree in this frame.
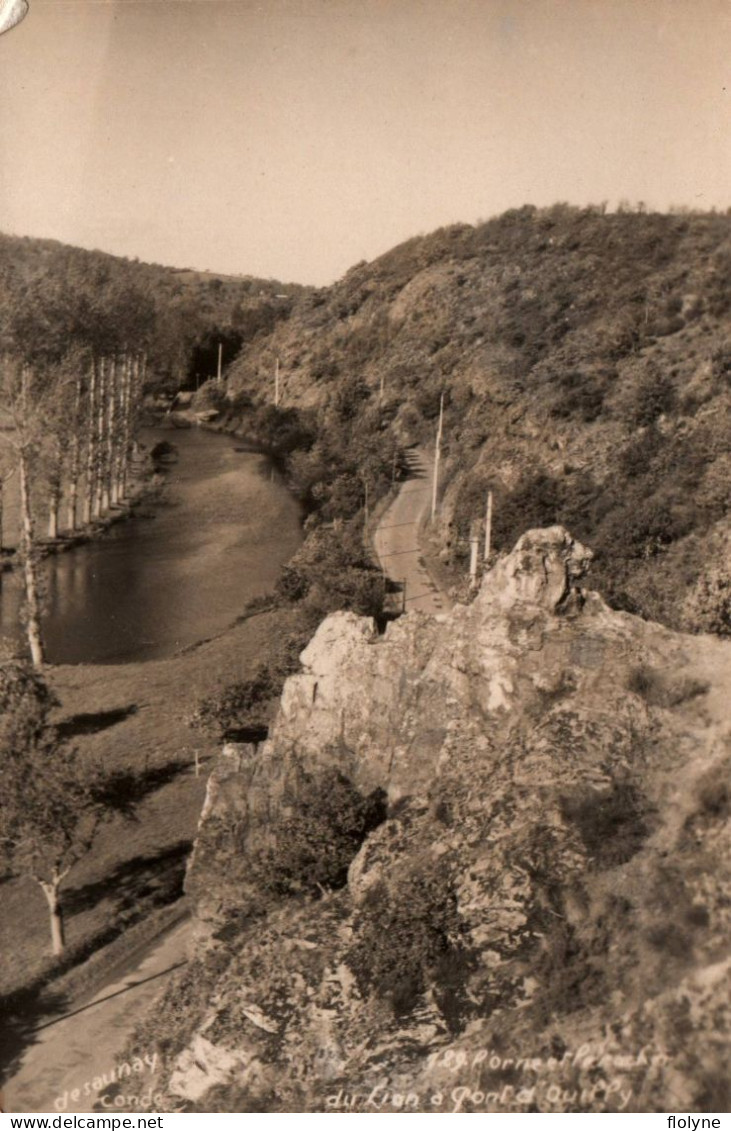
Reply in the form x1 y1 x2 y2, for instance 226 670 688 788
66 362 84 532
1 359 47 668
93 357 107 520
82 358 98 526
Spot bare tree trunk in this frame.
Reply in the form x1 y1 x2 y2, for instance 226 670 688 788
67 371 82 531
19 443 45 668
120 354 140 499
83 361 97 526
104 357 116 510
40 878 65 955
484 490 493 564
111 357 122 504
47 485 60 540
95 358 107 518
120 354 132 499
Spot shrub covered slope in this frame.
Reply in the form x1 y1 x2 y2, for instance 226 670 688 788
227 205 730 634
111 528 731 1113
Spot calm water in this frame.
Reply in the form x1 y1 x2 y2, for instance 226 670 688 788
0 427 303 664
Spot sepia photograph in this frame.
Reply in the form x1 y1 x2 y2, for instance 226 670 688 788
0 0 729 1117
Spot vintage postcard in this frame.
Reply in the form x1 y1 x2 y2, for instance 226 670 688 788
0 0 728 1118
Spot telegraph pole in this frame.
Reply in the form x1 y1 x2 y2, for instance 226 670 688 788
484 490 493 563
431 392 444 522
217 342 223 384
469 518 481 589
274 357 280 406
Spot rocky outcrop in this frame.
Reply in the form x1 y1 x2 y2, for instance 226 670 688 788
175 527 730 1113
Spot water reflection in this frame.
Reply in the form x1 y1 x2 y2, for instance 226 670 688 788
0 428 303 665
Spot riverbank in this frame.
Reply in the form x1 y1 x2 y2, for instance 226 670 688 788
0 410 417 1096
0 445 159 576
0 426 308 1088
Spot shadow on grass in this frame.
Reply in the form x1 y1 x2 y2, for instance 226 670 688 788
57 704 139 740
92 760 193 817
64 841 193 918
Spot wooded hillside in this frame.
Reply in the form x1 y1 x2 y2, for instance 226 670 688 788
226 205 730 634
0 233 304 386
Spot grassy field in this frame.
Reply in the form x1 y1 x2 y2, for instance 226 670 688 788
0 604 302 1006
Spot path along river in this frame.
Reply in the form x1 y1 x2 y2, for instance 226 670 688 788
0 426 303 664
2 434 448 1114
2 425 304 1113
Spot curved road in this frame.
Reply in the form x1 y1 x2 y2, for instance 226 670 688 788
374 449 449 616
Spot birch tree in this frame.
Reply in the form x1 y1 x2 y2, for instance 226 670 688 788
82 358 98 526
65 359 84 532
1 359 47 667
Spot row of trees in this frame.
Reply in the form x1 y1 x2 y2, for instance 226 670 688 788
1 351 146 667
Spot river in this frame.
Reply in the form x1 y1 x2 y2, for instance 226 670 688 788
0 426 303 665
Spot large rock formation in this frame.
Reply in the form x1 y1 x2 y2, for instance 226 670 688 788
173 527 729 1112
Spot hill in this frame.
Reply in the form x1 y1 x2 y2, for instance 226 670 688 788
0 232 307 386
225 205 730 635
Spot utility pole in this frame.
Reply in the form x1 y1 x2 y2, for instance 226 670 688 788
484 490 493 563
431 392 444 522
274 357 280 407
217 342 223 384
469 518 481 590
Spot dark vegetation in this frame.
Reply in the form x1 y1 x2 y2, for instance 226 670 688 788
245 770 387 899
348 860 474 1030
626 664 710 708
560 781 655 869
188 614 314 740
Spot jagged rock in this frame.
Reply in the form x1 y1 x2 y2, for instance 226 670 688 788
175 527 730 1113
483 525 592 611
168 1034 246 1103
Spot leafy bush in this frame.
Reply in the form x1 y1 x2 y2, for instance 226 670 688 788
490 472 564 553
550 370 607 422
560 780 654 869
188 617 315 739
275 527 385 619
348 859 474 1029
629 371 677 426
250 404 317 455
248 770 387 898
0 658 58 758
192 379 227 412
189 667 280 739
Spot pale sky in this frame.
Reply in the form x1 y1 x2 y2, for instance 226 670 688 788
0 0 728 285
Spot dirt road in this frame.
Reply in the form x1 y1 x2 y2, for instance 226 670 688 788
374 449 449 616
4 919 190 1114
